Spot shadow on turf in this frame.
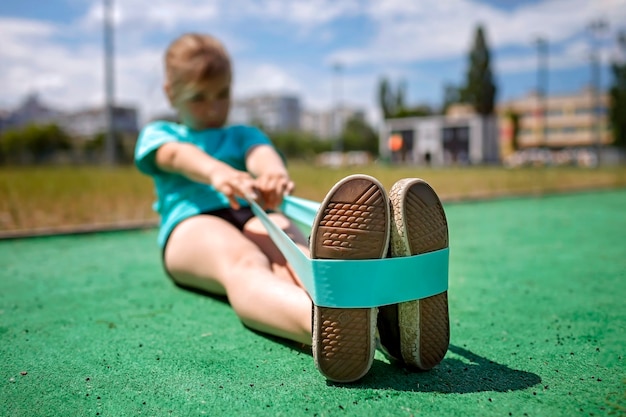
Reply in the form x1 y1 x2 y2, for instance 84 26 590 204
254 331 541 393
175 285 541 393
349 344 542 393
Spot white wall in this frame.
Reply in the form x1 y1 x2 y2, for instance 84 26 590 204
380 114 500 166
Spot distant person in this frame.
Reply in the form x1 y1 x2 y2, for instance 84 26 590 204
134 32 449 383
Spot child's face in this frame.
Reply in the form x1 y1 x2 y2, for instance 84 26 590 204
171 73 231 130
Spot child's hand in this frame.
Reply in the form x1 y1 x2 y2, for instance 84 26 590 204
210 167 257 209
254 171 294 210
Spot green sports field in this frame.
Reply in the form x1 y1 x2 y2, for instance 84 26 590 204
1 190 625 416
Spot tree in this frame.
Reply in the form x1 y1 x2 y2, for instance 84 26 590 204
88 131 135 163
378 77 390 118
377 77 432 118
378 77 405 118
503 108 521 151
270 131 331 159
442 83 461 114
0 123 71 164
341 115 379 155
609 31 626 148
395 104 433 118
460 25 497 116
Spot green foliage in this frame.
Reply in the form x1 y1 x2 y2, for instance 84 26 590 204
503 108 521 151
460 25 497 115
84 133 105 152
0 123 71 164
442 84 462 114
378 77 433 119
86 132 137 164
378 77 406 118
341 115 379 155
609 63 626 148
378 77 397 119
269 131 332 159
609 31 626 148
394 105 433 118
271 117 380 158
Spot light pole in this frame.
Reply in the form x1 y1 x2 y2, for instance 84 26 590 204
333 62 343 152
588 18 608 165
534 37 548 147
103 0 116 165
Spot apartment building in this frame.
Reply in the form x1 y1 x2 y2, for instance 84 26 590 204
301 106 366 140
1 94 139 138
60 106 139 138
230 94 301 132
498 87 612 156
0 94 62 131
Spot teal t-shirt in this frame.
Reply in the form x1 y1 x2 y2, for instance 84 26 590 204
135 121 273 247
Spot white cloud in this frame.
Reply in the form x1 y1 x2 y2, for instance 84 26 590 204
331 0 626 68
235 63 303 96
330 0 503 65
242 0 360 25
0 17 102 110
496 39 592 74
0 17 57 39
115 48 169 118
2 0 625 125
78 0 360 36
80 0 221 31
0 18 57 62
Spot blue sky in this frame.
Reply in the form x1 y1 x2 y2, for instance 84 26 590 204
1 0 625 125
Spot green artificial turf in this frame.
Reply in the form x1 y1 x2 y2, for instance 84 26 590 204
1 190 625 417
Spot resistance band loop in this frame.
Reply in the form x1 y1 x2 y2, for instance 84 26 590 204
246 195 449 308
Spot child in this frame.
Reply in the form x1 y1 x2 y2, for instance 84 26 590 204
135 33 449 383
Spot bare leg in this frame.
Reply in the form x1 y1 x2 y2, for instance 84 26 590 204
242 213 310 288
164 214 312 345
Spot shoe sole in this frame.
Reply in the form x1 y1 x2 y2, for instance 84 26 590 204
380 178 449 370
310 174 390 383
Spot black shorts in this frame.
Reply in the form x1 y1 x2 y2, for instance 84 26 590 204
161 207 256 280
203 207 257 231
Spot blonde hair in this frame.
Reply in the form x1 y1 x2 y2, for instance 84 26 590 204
164 33 232 100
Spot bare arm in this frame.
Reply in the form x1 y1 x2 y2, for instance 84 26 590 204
247 144 294 209
155 141 256 209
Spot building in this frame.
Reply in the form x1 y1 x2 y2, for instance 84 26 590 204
0 110 9 132
60 106 139 138
498 87 612 157
300 109 333 139
230 94 301 132
379 105 499 166
0 94 62 131
301 106 366 140
0 93 139 139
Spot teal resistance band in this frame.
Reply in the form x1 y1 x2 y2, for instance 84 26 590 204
246 195 449 309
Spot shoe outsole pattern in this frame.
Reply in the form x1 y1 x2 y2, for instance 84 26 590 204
310 174 390 383
381 178 449 370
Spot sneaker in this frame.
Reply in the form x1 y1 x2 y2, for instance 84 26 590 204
378 178 450 370
310 174 390 382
